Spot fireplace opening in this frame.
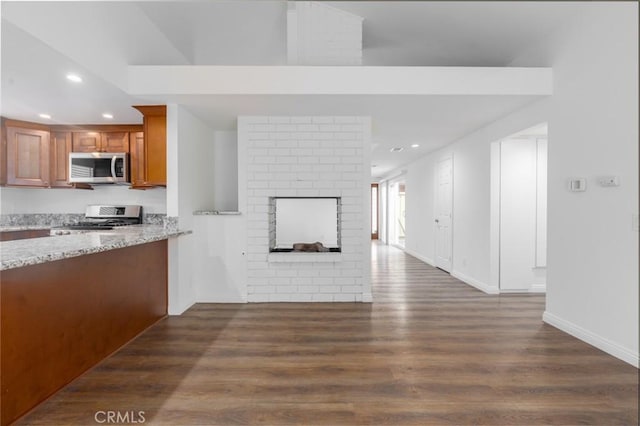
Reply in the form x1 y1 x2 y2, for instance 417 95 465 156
269 197 341 253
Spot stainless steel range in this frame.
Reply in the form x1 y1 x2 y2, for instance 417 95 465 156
64 205 143 230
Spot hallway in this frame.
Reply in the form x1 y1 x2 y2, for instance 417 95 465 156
17 243 639 425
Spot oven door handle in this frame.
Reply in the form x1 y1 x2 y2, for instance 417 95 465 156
111 155 117 180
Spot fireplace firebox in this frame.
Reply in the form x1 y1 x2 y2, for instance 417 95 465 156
269 197 341 253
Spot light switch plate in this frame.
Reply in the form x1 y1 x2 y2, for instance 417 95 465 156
633 214 639 232
569 178 586 192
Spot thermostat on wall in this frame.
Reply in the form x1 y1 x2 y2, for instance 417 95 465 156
598 175 620 187
569 178 587 192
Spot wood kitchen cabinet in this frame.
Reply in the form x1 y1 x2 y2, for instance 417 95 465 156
4 123 51 187
132 105 166 188
72 131 129 153
129 131 150 188
0 229 51 241
49 131 73 188
1 119 143 189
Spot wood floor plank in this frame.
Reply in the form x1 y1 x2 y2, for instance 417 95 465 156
15 243 638 425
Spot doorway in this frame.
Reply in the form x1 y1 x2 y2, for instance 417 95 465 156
491 123 547 292
388 179 406 248
371 183 379 240
435 156 453 272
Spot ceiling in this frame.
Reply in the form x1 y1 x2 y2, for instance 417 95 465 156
0 1 585 179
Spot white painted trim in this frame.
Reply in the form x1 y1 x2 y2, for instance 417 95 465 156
197 297 247 304
451 270 499 295
543 311 639 368
390 243 406 251
128 66 553 96
530 284 547 293
404 248 435 267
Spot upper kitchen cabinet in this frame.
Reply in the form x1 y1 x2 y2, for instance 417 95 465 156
1 119 51 187
72 131 129 153
50 131 73 188
132 106 166 188
1 119 144 189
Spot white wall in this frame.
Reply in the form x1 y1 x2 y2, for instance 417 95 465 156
508 3 639 366
386 3 638 366
404 157 435 264
166 104 216 315
287 1 363 66
193 215 247 303
212 130 238 211
0 185 166 215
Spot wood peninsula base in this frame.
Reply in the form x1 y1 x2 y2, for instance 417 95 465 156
0 240 168 426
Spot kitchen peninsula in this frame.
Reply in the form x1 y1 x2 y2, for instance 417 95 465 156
0 225 188 426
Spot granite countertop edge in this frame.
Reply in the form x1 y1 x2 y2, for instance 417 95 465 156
0 225 54 232
193 210 242 216
1 226 192 271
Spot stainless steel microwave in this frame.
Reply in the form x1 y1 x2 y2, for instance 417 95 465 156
68 152 129 184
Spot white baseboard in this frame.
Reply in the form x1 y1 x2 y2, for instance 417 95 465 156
168 300 196 316
543 311 639 368
362 292 373 303
451 270 499 295
404 248 435 267
529 284 547 293
197 297 247 303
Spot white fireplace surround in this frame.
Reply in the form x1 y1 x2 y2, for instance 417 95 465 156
238 115 372 303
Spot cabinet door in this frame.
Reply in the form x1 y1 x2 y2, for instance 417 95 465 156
6 127 50 187
129 131 149 188
101 132 129 153
50 131 72 188
72 132 100 152
133 105 166 187
144 114 166 185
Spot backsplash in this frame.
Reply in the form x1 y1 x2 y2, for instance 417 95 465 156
0 213 168 227
0 214 85 227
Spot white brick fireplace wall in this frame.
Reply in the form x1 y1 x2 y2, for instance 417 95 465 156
238 116 372 302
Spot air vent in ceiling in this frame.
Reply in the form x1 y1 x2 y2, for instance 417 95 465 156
389 147 404 152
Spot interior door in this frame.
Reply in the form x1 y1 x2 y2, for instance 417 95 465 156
435 156 453 272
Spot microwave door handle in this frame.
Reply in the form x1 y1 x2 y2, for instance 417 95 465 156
111 155 117 180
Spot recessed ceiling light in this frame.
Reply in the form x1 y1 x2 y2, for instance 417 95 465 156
102 113 114 119
390 147 404 152
66 73 82 83
39 113 51 119
411 144 420 148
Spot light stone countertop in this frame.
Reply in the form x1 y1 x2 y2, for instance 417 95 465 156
0 225 191 271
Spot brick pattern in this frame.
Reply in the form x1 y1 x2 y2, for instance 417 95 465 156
239 116 370 302
293 2 362 66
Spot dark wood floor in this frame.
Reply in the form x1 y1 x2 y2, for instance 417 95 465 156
16 243 638 425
